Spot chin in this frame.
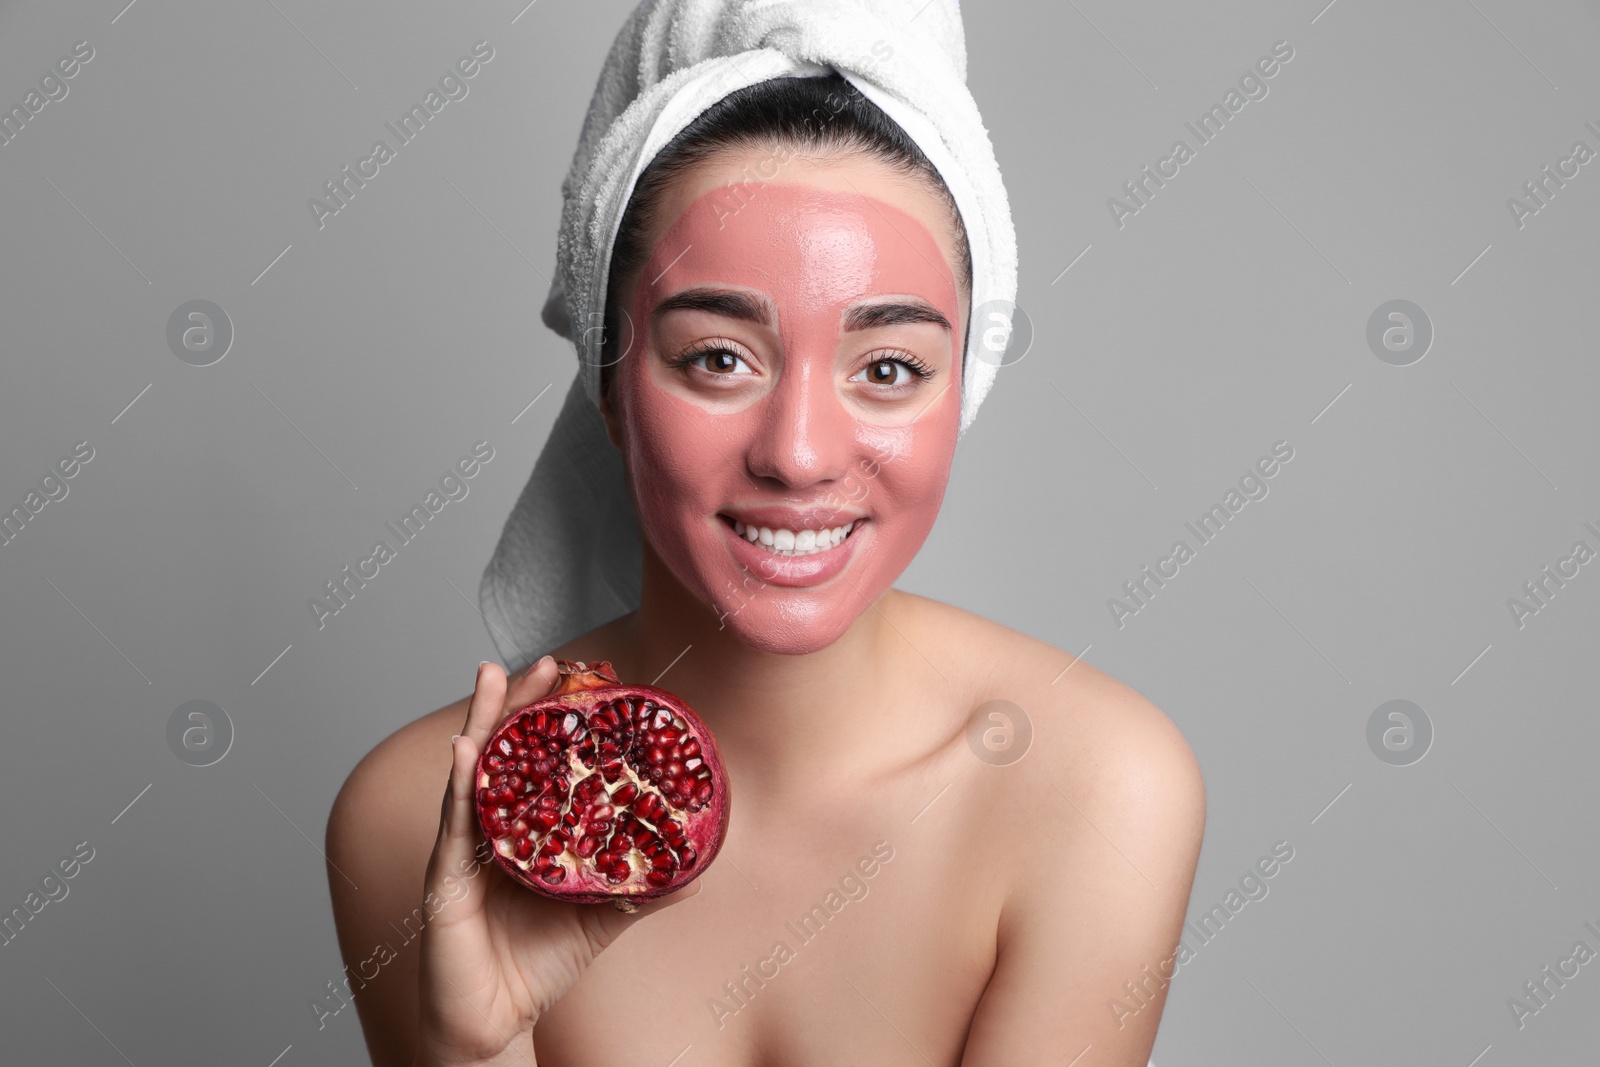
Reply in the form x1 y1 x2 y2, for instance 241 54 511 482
715 597 865 656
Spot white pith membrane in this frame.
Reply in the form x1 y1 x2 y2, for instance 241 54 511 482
723 515 861 557
477 695 717 896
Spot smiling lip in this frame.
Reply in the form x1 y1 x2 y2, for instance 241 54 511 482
717 513 866 588
719 505 867 531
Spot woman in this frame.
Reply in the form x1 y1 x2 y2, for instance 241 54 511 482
327 7 1204 1065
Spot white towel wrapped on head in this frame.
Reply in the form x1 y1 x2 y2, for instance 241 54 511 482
480 0 1018 672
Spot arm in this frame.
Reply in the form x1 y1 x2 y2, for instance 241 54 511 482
959 684 1206 1066
326 660 702 1067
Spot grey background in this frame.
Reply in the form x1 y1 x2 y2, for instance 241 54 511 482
1 0 1596 1063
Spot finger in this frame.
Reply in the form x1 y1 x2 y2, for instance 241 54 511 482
461 661 510 748
426 733 493 921
500 654 561 722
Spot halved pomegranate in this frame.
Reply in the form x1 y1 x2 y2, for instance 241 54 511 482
475 659 730 910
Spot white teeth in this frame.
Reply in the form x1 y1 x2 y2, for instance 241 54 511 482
727 518 860 556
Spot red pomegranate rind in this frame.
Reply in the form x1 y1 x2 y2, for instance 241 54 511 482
475 660 730 908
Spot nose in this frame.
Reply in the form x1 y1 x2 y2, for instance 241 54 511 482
744 355 854 489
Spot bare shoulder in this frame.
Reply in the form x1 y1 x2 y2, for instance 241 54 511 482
327 697 464 869
896 589 1206 832
322 692 468 1060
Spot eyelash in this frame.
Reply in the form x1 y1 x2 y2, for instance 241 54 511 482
666 340 936 384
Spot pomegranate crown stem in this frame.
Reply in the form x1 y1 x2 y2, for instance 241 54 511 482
553 658 621 695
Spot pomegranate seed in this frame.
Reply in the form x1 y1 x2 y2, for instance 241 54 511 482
476 660 728 906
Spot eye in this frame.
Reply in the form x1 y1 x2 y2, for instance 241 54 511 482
850 351 935 388
668 341 755 377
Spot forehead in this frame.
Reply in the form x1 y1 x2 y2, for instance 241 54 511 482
632 155 961 328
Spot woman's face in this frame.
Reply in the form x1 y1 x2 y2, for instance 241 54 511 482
602 148 967 654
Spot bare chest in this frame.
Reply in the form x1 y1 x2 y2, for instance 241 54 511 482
531 794 1001 1067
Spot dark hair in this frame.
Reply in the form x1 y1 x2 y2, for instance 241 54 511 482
599 72 973 395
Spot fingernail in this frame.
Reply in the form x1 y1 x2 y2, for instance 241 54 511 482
478 660 493 670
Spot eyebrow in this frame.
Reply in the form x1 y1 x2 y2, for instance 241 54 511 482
842 299 951 333
652 288 773 326
653 288 951 333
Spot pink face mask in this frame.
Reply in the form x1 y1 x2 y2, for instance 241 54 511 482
613 180 964 654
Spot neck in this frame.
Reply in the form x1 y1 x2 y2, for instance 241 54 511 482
609 542 910 806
